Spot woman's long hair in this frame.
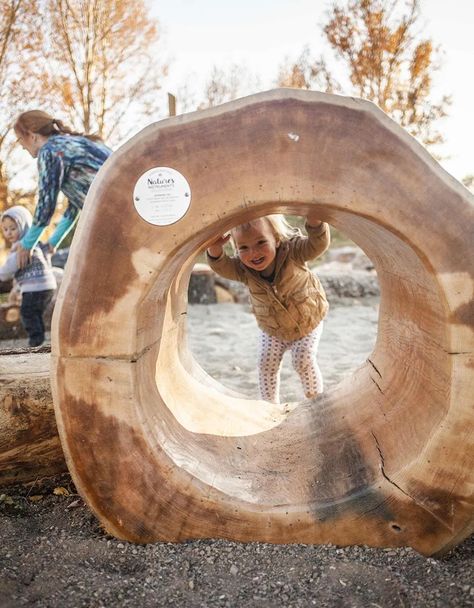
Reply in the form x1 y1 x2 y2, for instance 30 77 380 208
13 110 102 142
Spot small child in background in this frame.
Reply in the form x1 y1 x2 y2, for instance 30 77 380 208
0 206 56 347
207 213 330 403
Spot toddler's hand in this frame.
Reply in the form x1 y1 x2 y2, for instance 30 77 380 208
207 233 230 258
209 234 230 248
306 212 323 228
16 243 31 269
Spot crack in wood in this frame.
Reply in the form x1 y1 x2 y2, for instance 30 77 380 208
371 431 454 533
370 375 384 394
367 358 382 378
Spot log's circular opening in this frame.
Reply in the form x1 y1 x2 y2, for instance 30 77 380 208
187 218 378 401
140 202 449 508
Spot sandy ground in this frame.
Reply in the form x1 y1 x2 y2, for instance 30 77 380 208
0 299 472 607
187 299 379 402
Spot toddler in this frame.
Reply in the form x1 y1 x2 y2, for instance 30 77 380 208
207 213 330 403
0 206 56 347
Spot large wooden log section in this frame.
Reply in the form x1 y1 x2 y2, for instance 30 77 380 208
51 89 473 555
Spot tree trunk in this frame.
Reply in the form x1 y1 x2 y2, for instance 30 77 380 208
0 348 66 486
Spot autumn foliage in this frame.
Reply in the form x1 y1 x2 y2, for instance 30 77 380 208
45 0 167 141
279 0 450 148
0 0 454 213
0 0 167 212
0 0 46 210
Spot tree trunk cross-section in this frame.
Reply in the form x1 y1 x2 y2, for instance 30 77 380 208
50 89 473 555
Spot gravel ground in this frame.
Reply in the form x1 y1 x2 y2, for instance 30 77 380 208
0 300 472 607
0 475 472 608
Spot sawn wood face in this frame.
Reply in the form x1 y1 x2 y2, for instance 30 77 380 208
50 89 474 556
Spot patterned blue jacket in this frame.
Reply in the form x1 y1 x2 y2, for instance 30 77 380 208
21 135 112 249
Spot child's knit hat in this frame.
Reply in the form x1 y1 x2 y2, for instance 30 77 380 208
1 206 33 240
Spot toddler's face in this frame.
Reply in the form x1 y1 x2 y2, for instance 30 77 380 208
2 217 20 244
233 219 279 276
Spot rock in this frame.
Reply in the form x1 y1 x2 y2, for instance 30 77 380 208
317 269 380 299
192 259 380 303
212 268 380 302
214 276 249 303
188 264 217 304
215 285 235 303
324 246 374 271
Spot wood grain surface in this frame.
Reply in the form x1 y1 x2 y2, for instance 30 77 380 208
50 89 474 555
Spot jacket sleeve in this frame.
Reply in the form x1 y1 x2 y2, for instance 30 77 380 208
33 148 64 226
20 148 65 250
291 221 330 264
48 210 79 248
206 251 246 283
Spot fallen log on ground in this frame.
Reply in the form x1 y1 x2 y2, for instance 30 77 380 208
0 347 66 486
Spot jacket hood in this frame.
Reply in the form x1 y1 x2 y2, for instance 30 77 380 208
1 206 32 239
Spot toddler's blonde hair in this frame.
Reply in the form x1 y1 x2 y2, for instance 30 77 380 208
230 214 300 246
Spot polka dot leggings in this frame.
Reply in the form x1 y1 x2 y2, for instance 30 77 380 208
258 323 324 403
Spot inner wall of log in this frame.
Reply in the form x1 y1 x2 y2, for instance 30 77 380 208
144 210 449 499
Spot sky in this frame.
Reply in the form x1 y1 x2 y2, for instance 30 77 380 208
150 0 474 182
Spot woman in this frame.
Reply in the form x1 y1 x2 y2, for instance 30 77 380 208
13 110 112 268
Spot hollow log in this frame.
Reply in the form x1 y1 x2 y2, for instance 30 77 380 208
51 89 474 555
0 348 66 486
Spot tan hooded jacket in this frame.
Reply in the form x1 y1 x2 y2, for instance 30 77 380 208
207 222 330 341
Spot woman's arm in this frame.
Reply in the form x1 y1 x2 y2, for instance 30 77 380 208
48 207 79 249
18 148 64 264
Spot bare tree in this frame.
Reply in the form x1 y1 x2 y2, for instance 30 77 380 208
45 0 168 143
278 46 339 92
199 64 262 109
0 0 47 210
